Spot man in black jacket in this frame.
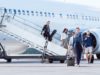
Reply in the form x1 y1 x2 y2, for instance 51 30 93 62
41 21 50 40
73 27 83 67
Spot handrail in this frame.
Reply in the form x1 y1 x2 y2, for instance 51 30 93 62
0 42 7 57
16 15 61 40
0 29 58 56
0 8 61 55
4 13 61 45
0 8 7 25
0 8 61 41
0 7 61 43
13 15 61 38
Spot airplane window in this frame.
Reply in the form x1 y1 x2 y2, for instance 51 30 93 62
59 13 62 18
22 10 25 15
67 14 69 18
96 18 99 21
4 8 7 13
9 9 12 14
89 16 91 21
76 15 78 19
4 9 8 13
48 12 51 17
73 15 75 19
31 11 34 16
6 9 8 13
13 9 16 14
70 14 72 19
82 16 84 20
40 12 43 16
97 18 99 21
92 17 94 21
85 16 88 20
35 11 38 16
18 10 21 15
44 12 47 17
52 13 55 17
27 11 29 15
94 17 97 21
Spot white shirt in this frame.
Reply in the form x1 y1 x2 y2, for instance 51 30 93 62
61 33 68 40
69 36 74 45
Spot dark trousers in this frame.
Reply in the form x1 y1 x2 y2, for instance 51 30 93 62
75 48 82 65
43 32 50 40
74 44 83 65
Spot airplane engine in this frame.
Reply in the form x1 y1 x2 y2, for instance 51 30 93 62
82 28 100 59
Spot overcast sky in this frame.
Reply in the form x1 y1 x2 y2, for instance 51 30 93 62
50 0 100 9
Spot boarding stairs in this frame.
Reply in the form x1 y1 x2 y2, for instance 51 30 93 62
0 8 67 63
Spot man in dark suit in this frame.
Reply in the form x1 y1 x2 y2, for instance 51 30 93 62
73 27 83 67
41 21 50 40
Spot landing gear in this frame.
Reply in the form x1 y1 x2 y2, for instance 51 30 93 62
48 59 53 63
41 40 48 63
96 54 100 59
60 60 65 63
6 59 12 63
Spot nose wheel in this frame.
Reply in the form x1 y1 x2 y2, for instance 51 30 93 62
96 54 100 59
6 58 12 63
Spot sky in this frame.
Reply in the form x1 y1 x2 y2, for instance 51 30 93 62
51 0 100 9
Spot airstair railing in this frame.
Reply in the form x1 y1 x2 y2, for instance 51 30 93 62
0 8 61 56
0 8 6 24
16 16 61 41
0 28 58 56
14 15 61 41
0 8 7 28
0 8 61 45
0 42 7 57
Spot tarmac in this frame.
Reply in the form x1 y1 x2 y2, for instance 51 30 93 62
0 59 100 75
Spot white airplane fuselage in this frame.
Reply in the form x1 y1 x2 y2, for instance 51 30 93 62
0 0 100 33
0 0 100 59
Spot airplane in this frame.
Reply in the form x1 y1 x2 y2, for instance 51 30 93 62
0 0 100 63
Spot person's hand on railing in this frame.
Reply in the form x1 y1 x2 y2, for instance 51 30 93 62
41 32 43 35
41 31 44 35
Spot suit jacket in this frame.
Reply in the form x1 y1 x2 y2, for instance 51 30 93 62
73 32 83 50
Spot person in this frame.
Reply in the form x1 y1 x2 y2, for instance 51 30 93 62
41 21 50 40
69 32 75 47
83 31 93 63
68 32 76 56
73 27 83 67
61 28 69 49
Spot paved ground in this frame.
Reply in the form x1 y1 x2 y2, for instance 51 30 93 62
0 59 100 75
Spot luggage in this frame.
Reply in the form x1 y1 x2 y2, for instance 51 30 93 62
66 46 75 66
49 29 57 41
67 57 75 66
